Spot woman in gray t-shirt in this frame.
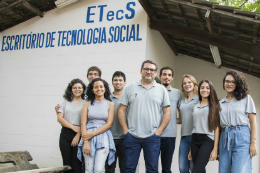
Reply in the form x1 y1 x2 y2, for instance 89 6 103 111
57 78 86 173
219 70 257 173
188 79 220 172
178 74 199 173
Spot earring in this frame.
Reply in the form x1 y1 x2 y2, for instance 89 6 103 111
71 93 73 99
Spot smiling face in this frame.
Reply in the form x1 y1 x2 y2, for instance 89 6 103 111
112 76 126 91
72 83 84 97
183 77 195 93
159 69 173 87
140 63 157 83
224 75 236 94
200 82 210 99
92 81 106 97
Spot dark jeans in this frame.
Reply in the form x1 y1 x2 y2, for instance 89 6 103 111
59 127 82 173
105 138 125 173
160 137 176 173
191 134 214 173
123 133 161 173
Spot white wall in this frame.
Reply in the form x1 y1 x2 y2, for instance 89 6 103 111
139 30 260 173
0 0 147 168
0 0 259 172
174 54 260 173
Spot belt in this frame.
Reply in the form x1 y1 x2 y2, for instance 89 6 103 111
222 125 247 151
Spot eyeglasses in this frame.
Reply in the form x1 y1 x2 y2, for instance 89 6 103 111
225 80 235 85
142 68 157 73
72 87 83 90
88 73 99 77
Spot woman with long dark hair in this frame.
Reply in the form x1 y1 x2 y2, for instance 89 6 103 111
57 78 86 173
219 70 257 173
77 78 116 173
188 79 220 173
178 74 199 173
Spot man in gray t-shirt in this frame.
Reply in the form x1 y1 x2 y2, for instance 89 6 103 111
159 66 182 173
105 71 127 173
118 60 171 173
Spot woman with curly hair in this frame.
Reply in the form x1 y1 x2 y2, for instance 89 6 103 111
57 78 87 173
178 74 199 173
188 79 220 173
219 70 257 173
77 78 116 173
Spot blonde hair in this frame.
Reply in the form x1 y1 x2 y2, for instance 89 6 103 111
181 74 198 98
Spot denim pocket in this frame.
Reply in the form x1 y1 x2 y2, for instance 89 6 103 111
240 129 250 143
154 133 160 138
123 133 128 146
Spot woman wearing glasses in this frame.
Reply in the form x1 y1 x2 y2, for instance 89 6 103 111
219 70 257 173
178 74 199 173
78 78 116 173
188 79 220 173
57 78 86 173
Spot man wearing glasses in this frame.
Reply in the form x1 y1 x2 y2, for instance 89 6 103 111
118 60 171 173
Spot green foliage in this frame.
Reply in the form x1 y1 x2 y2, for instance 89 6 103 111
206 0 260 12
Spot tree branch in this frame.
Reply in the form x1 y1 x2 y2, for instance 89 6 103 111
239 0 248 7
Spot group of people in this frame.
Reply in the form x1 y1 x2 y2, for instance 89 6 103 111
55 60 257 173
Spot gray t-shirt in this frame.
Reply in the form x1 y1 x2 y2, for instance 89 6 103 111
58 99 86 126
192 103 214 140
88 99 109 124
161 87 182 137
179 94 199 136
110 93 128 139
120 80 170 138
220 95 256 128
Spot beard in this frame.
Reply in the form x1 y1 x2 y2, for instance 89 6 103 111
162 82 169 87
142 75 154 83
114 87 123 92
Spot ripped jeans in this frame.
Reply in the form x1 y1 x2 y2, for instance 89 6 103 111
84 133 109 173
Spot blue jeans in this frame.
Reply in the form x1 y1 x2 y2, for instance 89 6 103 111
179 136 194 173
219 125 252 173
84 133 109 173
123 132 161 173
160 137 176 173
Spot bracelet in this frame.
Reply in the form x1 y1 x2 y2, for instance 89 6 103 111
251 138 256 140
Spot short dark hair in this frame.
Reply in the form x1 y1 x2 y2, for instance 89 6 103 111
160 66 174 76
87 78 112 105
141 60 158 71
63 78 86 102
87 66 102 77
112 71 126 81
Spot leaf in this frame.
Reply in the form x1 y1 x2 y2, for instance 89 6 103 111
206 0 260 12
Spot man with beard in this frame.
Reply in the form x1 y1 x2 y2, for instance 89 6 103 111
118 60 171 173
159 66 182 173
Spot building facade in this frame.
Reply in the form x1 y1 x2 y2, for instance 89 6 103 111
0 0 259 172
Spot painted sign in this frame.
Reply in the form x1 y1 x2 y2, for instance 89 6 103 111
1 1 142 52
